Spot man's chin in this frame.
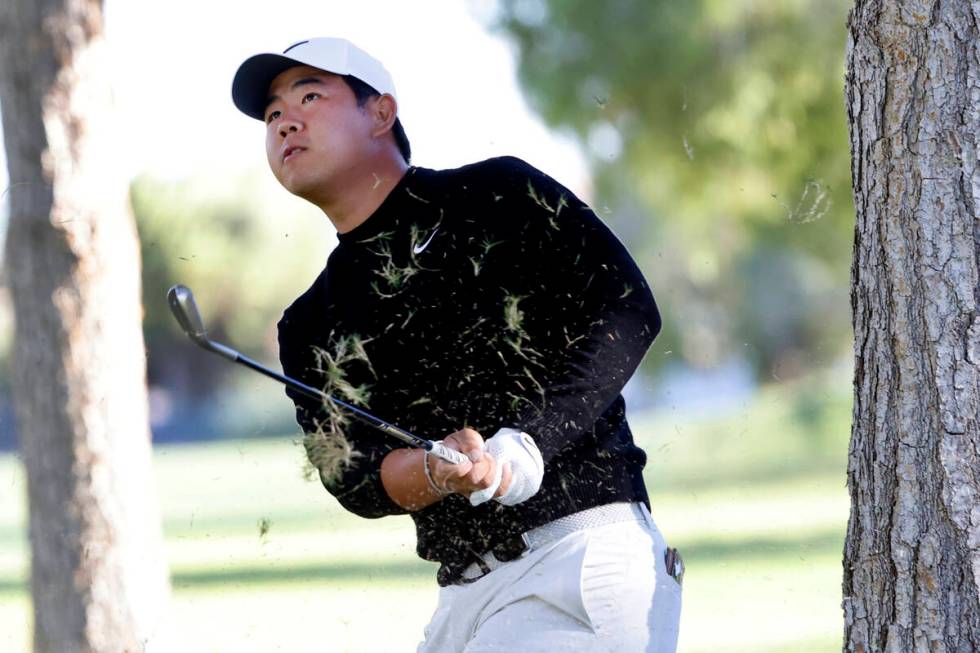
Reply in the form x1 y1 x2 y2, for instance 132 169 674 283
280 176 320 203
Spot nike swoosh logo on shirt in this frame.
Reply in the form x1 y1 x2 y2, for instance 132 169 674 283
413 228 439 255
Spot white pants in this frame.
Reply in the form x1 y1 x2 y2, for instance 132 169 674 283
417 503 682 652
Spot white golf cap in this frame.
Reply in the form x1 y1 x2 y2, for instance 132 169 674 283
232 37 397 120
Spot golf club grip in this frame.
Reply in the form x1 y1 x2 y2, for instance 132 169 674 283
429 442 470 466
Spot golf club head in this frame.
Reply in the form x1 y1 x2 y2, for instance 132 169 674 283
167 285 240 362
167 284 209 346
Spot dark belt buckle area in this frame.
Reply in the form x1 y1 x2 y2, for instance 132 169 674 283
492 532 531 563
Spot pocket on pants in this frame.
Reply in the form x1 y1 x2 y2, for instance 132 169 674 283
579 520 682 652
579 522 650 637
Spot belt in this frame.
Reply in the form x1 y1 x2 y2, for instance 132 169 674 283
459 502 646 583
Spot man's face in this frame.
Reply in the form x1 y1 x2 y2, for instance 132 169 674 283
263 65 376 200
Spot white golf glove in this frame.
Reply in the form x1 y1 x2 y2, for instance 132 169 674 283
468 428 544 507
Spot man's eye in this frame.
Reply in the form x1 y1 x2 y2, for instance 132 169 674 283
265 110 281 124
302 92 320 103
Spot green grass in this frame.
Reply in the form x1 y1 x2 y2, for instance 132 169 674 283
0 376 851 652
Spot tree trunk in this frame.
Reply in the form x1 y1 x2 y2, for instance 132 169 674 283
844 0 980 650
0 1 171 651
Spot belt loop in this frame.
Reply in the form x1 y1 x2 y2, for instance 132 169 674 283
491 532 531 563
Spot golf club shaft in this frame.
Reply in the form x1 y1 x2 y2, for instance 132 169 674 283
232 350 466 464
167 284 468 465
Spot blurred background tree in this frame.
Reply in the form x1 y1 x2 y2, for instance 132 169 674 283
131 171 328 440
0 0 171 647
482 0 852 382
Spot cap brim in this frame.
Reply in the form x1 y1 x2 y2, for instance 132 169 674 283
232 53 310 120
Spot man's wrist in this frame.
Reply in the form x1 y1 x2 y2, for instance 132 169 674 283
423 448 451 497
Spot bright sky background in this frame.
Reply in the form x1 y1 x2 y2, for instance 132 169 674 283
0 0 589 246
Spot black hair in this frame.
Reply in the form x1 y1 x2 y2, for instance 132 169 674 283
341 75 412 164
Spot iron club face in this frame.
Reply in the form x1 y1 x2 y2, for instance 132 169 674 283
167 284 238 361
167 284 208 345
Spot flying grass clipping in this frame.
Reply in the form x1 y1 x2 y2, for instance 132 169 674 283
302 333 373 484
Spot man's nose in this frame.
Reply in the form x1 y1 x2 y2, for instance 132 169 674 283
278 117 302 138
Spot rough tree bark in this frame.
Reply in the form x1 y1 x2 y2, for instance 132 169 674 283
0 1 170 651
844 0 980 651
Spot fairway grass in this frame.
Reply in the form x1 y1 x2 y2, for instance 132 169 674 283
0 384 850 651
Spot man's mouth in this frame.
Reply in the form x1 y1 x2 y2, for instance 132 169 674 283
282 146 306 162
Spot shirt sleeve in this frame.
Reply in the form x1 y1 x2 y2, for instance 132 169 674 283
482 157 662 462
277 309 410 519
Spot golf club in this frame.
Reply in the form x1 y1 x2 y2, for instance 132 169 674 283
166 284 468 465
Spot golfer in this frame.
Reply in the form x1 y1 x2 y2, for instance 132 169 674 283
232 37 682 652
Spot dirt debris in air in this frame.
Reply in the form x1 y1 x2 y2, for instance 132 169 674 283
258 517 272 539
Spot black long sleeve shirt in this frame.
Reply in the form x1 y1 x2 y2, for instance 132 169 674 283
277 156 661 584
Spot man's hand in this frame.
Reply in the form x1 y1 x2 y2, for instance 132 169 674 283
379 427 513 511
431 427 512 499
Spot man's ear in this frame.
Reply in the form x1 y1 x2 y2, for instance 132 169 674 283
370 94 399 137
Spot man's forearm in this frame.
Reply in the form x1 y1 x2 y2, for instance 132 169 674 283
380 448 446 511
